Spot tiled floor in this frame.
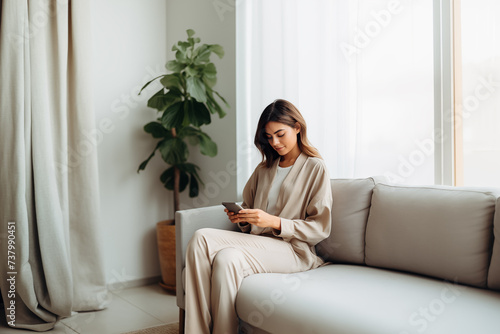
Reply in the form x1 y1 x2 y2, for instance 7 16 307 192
0 284 178 334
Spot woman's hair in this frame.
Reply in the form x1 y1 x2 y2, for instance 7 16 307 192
254 99 321 168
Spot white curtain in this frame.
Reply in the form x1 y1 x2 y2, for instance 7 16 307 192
236 0 435 193
0 0 107 330
460 0 500 187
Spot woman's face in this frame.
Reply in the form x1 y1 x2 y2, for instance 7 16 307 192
264 121 300 158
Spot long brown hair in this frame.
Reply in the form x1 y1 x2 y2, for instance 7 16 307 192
254 99 321 168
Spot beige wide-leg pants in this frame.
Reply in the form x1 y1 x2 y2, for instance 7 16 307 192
185 228 312 334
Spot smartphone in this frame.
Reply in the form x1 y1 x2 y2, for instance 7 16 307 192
222 202 244 214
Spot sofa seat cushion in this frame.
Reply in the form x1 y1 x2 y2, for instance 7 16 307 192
236 265 500 334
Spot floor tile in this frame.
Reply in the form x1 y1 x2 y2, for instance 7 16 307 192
112 283 178 323
0 284 177 334
0 316 77 334
61 292 164 334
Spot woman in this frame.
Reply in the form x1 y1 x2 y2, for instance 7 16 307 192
184 99 332 333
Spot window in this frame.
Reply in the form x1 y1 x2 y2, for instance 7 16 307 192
458 0 500 187
236 0 500 192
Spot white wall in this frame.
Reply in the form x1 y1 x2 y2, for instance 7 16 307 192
90 0 236 286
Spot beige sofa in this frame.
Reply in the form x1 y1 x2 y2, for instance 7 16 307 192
176 177 500 333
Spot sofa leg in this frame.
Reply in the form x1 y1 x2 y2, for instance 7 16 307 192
179 308 185 334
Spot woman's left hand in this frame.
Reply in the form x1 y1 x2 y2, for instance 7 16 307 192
234 209 281 230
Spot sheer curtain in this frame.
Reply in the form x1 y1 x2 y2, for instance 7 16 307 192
460 0 500 187
0 0 107 330
236 0 435 194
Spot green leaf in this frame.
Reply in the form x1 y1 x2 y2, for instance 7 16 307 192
178 162 200 174
138 159 149 172
176 126 215 156
185 65 199 77
182 100 191 127
214 90 230 107
193 44 211 65
189 173 199 197
160 74 182 90
147 89 168 111
182 100 211 127
186 135 199 146
198 132 217 157
179 126 217 156
202 63 217 87
206 90 226 118
161 166 190 193
202 75 217 89
137 141 163 173
209 44 224 58
165 89 183 105
169 169 189 192
174 41 190 53
160 167 174 189
144 122 171 138
190 100 211 126
147 88 182 112
186 77 206 102
159 137 188 165
177 126 199 143
175 50 188 64
177 162 203 197
138 75 166 95
179 171 189 192
187 29 195 38
203 63 217 78
166 60 186 72
177 126 194 137
161 102 184 129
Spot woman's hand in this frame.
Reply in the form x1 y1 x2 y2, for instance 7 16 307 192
224 209 245 225
228 209 281 230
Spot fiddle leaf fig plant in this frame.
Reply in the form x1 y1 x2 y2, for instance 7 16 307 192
137 29 228 213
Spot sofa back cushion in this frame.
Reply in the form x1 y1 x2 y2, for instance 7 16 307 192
316 177 380 264
365 184 496 288
488 196 500 290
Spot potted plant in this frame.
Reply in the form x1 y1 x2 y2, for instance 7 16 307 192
137 29 228 292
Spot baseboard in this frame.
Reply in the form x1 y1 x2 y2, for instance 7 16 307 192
107 275 162 291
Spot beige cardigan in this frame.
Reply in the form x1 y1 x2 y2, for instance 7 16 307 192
240 153 332 269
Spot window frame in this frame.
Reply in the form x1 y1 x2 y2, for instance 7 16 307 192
433 0 464 186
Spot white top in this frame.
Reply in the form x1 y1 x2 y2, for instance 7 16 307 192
266 165 293 215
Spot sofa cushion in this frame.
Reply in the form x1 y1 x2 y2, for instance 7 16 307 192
488 196 500 290
316 177 380 264
365 184 496 288
236 265 500 334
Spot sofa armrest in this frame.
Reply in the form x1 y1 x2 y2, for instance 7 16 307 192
175 205 239 309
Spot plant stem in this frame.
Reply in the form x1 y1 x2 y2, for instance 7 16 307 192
174 166 180 213
172 128 180 213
